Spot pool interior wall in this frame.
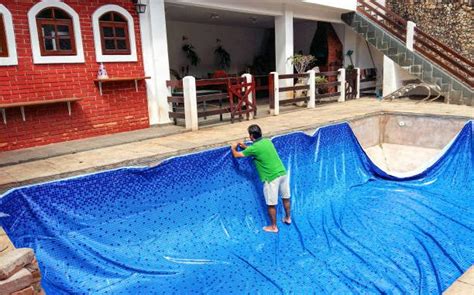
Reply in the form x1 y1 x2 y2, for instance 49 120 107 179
349 113 469 173
0 120 472 294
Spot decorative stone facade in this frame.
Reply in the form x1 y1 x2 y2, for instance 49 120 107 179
386 0 474 61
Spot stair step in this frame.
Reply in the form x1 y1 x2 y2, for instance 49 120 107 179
368 38 377 46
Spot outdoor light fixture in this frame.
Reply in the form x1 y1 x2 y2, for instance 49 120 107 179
210 13 220 20
132 0 147 14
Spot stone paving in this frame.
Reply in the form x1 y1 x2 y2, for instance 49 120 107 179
444 266 474 295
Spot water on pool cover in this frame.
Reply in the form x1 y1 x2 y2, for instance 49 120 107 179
0 122 473 294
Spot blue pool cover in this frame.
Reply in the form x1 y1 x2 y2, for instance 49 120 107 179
0 121 473 294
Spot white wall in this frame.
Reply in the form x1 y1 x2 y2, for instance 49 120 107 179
166 0 356 20
337 26 383 70
294 21 318 54
166 20 267 78
299 0 357 11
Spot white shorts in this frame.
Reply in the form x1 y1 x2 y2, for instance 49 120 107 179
263 175 290 206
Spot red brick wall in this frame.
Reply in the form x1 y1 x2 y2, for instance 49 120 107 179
321 24 343 93
0 0 149 151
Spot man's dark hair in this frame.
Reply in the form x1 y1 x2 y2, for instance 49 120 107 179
248 124 262 139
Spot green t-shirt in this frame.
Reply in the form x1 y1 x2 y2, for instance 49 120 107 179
242 138 286 182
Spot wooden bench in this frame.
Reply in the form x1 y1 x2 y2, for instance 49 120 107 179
0 97 82 124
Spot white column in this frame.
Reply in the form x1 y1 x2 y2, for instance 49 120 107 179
406 21 416 52
241 73 254 119
139 0 171 125
383 55 402 97
183 76 198 131
271 72 280 116
338 68 346 102
275 6 293 92
356 67 361 99
306 70 316 108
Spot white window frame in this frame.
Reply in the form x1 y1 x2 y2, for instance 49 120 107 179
92 5 137 63
28 0 84 64
0 4 18 66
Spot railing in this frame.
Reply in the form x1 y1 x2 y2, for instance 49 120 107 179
357 0 406 42
277 73 311 106
316 71 342 101
345 69 359 100
269 69 349 115
357 0 474 88
166 76 254 129
413 27 474 86
167 78 234 125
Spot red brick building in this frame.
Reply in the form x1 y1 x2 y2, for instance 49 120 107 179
0 1 151 151
0 0 364 152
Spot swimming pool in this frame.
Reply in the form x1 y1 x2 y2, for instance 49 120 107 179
0 121 473 294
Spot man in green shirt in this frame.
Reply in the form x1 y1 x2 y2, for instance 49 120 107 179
231 124 291 233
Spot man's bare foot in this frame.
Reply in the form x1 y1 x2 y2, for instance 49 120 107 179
263 225 279 233
282 217 292 225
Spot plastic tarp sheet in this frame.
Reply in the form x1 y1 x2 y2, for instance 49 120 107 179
0 121 473 294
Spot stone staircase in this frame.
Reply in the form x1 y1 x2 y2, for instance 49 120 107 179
341 1 474 106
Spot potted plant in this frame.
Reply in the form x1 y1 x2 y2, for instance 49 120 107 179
288 54 316 106
181 36 200 76
315 75 329 95
214 39 231 70
345 50 355 71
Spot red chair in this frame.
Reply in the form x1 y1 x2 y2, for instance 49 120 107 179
212 70 228 79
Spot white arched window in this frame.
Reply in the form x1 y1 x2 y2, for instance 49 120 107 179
92 5 137 62
0 4 18 66
28 0 84 64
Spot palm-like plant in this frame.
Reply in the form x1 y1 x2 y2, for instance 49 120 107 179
214 39 231 70
182 36 200 66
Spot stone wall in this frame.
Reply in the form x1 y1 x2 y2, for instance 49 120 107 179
386 0 473 60
0 228 43 294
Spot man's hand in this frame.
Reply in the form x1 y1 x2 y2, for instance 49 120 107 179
231 142 245 158
238 142 248 149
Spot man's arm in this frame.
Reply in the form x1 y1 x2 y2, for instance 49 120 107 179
231 143 246 158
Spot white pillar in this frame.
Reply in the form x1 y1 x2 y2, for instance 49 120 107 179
338 68 346 102
183 76 198 131
275 6 293 92
271 72 280 116
356 67 361 99
306 70 316 108
383 55 402 97
406 21 416 52
241 73 254 119
139 0 171 125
